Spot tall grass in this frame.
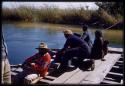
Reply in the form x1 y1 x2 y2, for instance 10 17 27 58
2 5 123 28
103 29 123 44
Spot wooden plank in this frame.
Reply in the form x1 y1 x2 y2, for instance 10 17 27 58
81 53 121 84
39 79 52 83
11 64 22 67
116 61 123 64
112 65 120 69
51 53 121 84
120 79 123 84
104 77 117 81
45 76 56 80
64 70 91 84
108 47 123 52
11 68 17 71
101 79 121 84
50 68 80 84
64 59 103 84
108 47 123 54
108 72 123 77
11 71 18 75
15 67 23 72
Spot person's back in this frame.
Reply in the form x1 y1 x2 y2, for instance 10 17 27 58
92 37 103 58
81 25 92 48
57 29 92 71
63 33 91 58
91 30 103 59
91 30 105 61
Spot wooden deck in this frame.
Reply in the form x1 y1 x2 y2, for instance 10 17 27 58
11 47 123 85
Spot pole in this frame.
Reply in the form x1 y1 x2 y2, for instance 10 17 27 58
103 21 122 30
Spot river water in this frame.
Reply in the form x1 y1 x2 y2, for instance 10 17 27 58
2 23 123 65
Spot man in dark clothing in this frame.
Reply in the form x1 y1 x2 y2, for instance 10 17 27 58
91 30 106 61
81 25 92 48
58 29 91 71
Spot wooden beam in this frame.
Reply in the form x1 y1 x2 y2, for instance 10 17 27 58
51 53 121 84
108 72 123 77
50 68 80 84
116 61 123 64
108 47 123 54
11 71 18 76
15 67 23 72
39 79 52 83
45 76 56 80
104 77 116 81
101 79 121 84
120 79 123 84
64 59 103 84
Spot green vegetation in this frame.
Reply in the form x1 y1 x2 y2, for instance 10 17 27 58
2 2 123 29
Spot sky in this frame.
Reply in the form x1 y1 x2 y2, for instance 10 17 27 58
2 2 99 10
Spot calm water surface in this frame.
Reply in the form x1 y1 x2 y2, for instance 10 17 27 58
2 23 123 64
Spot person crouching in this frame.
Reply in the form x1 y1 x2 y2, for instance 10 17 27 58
14 42 51 84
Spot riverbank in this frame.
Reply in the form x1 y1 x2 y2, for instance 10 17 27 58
2 5 123 28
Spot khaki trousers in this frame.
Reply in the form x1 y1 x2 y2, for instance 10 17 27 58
1 58 11 84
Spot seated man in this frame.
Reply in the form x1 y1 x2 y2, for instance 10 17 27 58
81 24 93 48
91 30 106 61
57 29 92 71
14 42 51 84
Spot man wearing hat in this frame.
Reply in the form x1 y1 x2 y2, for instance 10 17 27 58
14 42 51 84
57 29 92 71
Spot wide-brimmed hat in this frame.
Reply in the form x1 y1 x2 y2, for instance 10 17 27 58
63 29 73 35
36 42 48 49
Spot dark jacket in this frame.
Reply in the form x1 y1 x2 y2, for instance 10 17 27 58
62 35 91 58
91 37 104 59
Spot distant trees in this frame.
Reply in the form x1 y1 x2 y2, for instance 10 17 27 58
95 2 123 28
95 2 123 17
2 2 123 29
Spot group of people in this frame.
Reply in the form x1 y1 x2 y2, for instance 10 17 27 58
55 25 109 71
1 25 109 84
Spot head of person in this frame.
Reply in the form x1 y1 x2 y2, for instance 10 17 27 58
63 29 73 39
82 24 88 32
95 30 102 38
36 42 49 55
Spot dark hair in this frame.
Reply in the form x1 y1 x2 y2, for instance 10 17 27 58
104 40 109 45
82 24 88 31
95 30 102 38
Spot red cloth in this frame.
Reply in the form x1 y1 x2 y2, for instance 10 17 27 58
25 52 51 77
